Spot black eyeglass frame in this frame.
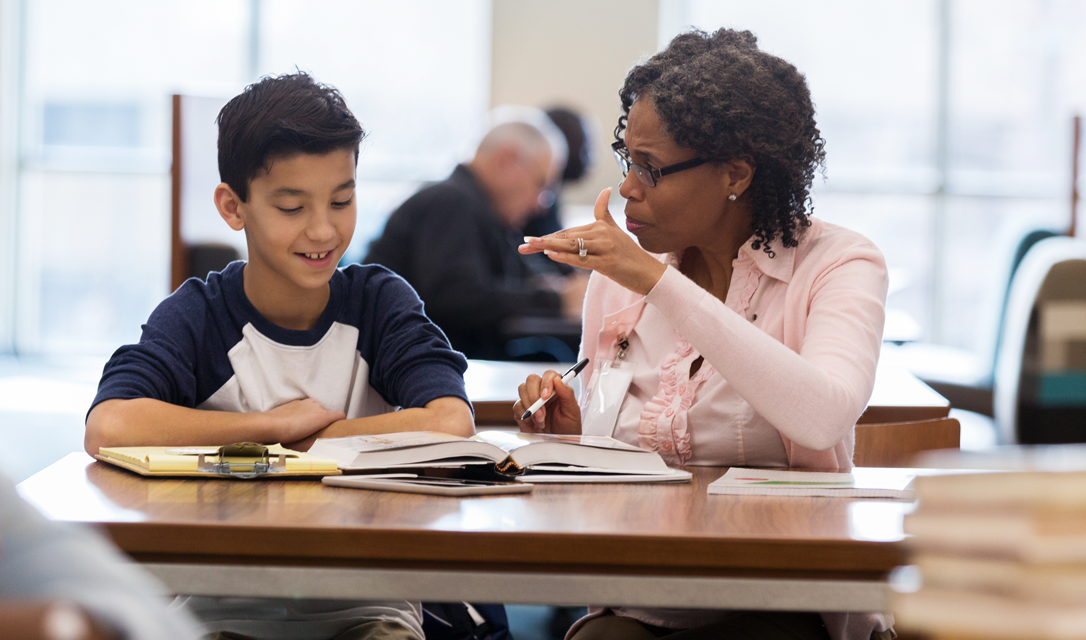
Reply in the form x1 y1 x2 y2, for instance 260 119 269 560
611 141 707 187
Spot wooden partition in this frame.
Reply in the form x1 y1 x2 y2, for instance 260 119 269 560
170 95 186 292
169 94 245 292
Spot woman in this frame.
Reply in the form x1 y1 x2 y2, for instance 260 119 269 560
514 29 890 640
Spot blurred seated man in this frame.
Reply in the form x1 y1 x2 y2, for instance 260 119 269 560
523 106 595 242
0 472 203 640
366 112 587 360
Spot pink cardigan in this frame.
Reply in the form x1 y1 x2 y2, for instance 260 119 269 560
573 218 892 640
580 218 887 469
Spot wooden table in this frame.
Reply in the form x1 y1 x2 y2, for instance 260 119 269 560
0 601 112 640
18 456 915 612
467 359 951 426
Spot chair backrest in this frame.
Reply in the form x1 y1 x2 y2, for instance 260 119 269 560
994 237 1086 443
990 228 1062 369
959 225 1061 382
187 242 241 281
880 226 1059 403
853 417 961 467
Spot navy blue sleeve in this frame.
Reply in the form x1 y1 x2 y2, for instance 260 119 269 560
347 266 471 413
89 280 209 416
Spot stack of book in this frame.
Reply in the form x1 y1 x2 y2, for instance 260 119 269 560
895 463 1086 639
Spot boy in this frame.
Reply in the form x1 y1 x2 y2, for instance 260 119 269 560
86 73 473 640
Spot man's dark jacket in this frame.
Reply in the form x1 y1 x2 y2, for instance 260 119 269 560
365 165 561 360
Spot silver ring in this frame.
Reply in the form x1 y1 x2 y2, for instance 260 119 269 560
577 237 587 259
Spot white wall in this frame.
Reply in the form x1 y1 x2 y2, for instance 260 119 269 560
490 0 659 207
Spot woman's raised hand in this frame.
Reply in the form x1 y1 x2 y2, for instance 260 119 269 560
519 188 666 296
513 370 582 434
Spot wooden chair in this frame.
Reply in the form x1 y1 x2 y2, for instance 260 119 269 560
854 417 961 467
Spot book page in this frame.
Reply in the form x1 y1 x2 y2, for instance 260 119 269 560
516 470 693 484
709 467 915 499
527 464 677 475
472 430 645 454
316 431 469 453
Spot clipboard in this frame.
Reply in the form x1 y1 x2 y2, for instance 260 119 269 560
95 442 341 479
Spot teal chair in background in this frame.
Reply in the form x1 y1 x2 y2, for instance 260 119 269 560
885 226 1061 419
995 236 1086 444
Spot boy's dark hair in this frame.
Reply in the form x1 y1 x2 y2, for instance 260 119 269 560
216 72 365 202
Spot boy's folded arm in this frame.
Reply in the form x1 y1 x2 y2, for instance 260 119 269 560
84 397 346 456
284 396 475 452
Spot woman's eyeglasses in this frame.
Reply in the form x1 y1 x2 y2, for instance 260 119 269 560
611 141 706 187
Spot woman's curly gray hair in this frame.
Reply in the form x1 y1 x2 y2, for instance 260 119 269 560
616 28 825 257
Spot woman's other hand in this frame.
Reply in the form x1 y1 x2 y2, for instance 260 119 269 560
520 188 666 295
513 370 582 434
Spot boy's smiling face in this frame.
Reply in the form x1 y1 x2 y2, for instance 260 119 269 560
216 149 357 328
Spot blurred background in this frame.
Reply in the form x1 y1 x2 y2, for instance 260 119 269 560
4 0 1086 358
4 2 1086 637
1 0 1085 468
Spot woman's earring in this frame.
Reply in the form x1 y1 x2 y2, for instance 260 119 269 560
728 193 737 201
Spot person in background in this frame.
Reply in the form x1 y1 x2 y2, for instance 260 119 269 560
365 109 587 361
514 28 891 640
522 106 594 241
0 472 204 640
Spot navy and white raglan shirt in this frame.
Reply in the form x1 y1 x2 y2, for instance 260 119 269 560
91 261 470 640
93 261 469 424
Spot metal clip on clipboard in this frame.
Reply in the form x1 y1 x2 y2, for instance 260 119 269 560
195 442 291 479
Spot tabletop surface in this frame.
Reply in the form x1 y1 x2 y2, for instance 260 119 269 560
19 454 914 580
466 359 950 425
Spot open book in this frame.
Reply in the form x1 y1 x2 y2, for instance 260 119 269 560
307 430 691 483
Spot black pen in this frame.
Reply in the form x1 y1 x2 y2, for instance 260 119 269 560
520 357 589 421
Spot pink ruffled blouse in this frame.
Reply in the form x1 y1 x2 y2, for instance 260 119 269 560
573 218 892 640
579 218 888 469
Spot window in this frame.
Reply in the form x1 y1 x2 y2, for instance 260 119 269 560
660 0 1080 351
9 0 490 354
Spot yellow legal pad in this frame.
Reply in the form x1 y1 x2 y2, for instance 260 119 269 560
95 443 341 478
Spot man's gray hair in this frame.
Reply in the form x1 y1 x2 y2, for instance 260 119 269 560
480 105 569 172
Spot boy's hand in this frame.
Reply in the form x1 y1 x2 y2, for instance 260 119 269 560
266 398 345 446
